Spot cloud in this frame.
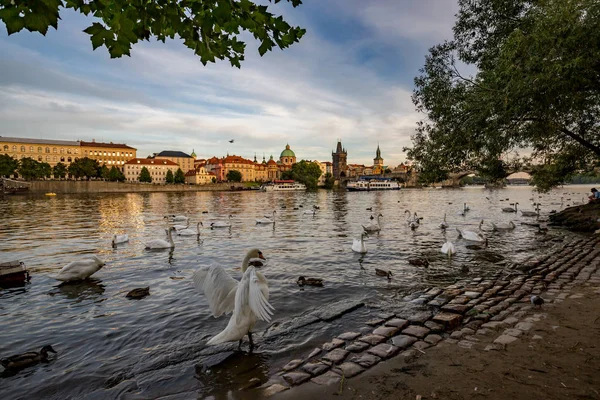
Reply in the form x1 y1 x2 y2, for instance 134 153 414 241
0 1 458 166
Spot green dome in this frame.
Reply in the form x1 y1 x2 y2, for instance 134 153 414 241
190 148 197 158
280 144 295 158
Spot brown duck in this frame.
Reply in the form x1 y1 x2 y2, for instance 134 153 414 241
1 345 57 371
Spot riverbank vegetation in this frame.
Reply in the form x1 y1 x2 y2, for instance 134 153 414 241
281 160 322 189
408 0 600 192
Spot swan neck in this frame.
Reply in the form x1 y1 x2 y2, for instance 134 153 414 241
167 228 174 245
241 251 252 272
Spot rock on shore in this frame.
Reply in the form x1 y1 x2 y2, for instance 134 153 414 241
549 202 600 232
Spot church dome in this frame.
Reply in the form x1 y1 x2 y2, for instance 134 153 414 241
190 149 197 158
280 144 295 158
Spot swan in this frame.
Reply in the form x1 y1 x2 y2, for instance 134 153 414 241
404 210 412 223
55 255 105 282
456 222 487 244
409 220 419 230
192 248 272 350
212 215 233 228
463 203 470 212
413 212 422 224
441 241 456 256
352 232 367 253
491 221 516 231
145 228 175 249
165 215 188 222
521 204 540 217
363 213 383 233
303 209 316 216
439 213 449 229
171 222 189 231
502 202 518 213
178 222 202 236
111 234 129 248
256 211 276 224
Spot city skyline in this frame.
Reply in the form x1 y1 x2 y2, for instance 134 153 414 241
0 1 459 166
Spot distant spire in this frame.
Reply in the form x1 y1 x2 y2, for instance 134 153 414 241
254 152 257 163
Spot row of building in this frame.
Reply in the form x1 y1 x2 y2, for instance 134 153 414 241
1 136 411 184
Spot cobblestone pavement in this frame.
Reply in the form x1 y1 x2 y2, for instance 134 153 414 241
258 236 600 397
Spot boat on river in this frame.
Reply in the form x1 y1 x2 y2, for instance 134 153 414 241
347 178 401 191
260 180 307 192
0 261 30 287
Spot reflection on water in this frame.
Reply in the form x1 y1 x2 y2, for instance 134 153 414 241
0 186 592 399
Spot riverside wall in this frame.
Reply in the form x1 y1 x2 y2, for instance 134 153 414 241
24 181 247 194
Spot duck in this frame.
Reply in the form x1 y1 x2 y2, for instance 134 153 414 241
256 211 276 224
1 345 57 371
502 202 519 213
145 228 175 249
456 222 487 245
441 241 456 256
363 213 383 233
352 232 368 253
366 207 373 211
126 287 150 299
177 222 202 236
490 221 516 231
439 213 449 229
297 276 324 287
530 295 544 308
375 268 392 280
55 255 105 282
165 215 188 222
192 248 272 350
111 234 129 248
212 215 233 228
313 205 320 210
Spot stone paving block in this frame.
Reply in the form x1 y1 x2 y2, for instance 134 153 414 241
460 327 475 335
402 325 430 338
476 328 492 336
457 340 476 349
413 341 430 351
441 304 471 314
282 372 311 386
333 362 364 378
301 362 330 377
366 318 385 327
503 317 519 325
532 335 543 340
424 320 445 333
428 297 449 307
464 320 484 330
350 352 381 368
322 348 349 364
481 321 505 330
515 322 533 331
322 338 345 351
263 383 289 397
391 335 418 349
372 326 399 338
424 334 442 345
445 338 459 344
407 311 433 325
367 343 400 359
337 332 361 341
432 312 463 330
307 348 322 359
494 334 518 345
385 318 409 329
282 359 303 372
358 334 387 346
450 331 463 339
345 341 370 353
377 312 396 320
503 328 524 337
310 370 341 386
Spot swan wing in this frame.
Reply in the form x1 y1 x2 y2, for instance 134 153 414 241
56 259 101 280
235 267 273 324
192 266 238 317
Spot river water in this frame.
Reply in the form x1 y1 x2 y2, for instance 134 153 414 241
0 185 592 399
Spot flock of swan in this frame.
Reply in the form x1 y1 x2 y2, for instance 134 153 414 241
44 197 548 356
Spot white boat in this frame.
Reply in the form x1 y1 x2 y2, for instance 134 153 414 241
346 179 401 191
260 180 307 192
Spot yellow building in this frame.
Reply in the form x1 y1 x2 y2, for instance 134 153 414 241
154 150 194 173
223 155 257 181
80 140 136 169
185 163 214 185
123 158 179 184
0 136 80 167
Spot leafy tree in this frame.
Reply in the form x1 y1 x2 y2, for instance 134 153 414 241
52 162 67 179
165 169 174 184
99 165 110 180
18 157 41 180
408 0 600 192
226 169 242 182
0 0 305 67
323 172 335 189
108 166 125 182
174 168 186 184
68 157 101 180
211 177 217 183
38 162 52 179
286 160 321 189
384 168 392 174
0 154 18 177
139 166 152 183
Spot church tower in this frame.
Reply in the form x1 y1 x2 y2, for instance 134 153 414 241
373 144 384 174
332 140 348 180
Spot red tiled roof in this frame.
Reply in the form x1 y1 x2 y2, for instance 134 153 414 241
267 159 277 166
206 156 222 164
80 141 136 150
124 158 178 166
223 155 254 165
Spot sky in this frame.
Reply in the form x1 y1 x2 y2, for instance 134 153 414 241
0 0 460 166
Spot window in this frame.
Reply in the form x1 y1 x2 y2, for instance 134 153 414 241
29 146 33 152
53 156 57 161
74 149 78 154
20 146 25 152
3 145 7 151
45 147 50 153
67 157 72 162
46 156 50 161
60 157 65 162
84 151 88 155
38 156 42 161
12 145 17 151
67 149 72 154
38 147 42 153
53 147 57 153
